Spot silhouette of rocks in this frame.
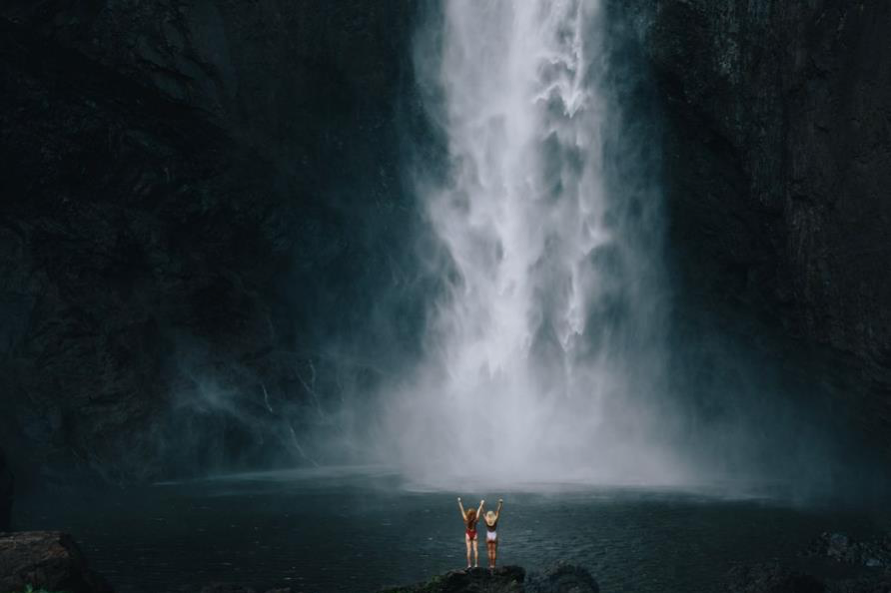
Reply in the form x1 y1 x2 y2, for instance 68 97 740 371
0 531 113 593
380 564 600 593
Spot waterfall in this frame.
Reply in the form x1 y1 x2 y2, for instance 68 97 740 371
377 0 688 486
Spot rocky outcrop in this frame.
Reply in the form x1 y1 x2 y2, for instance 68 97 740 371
804 532 891 569
381 566 526 593
0 531 113 593
380 564 599 593
725 532 891 593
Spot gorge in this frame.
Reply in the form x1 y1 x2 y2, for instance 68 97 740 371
3 0 888 492
1 2 890 589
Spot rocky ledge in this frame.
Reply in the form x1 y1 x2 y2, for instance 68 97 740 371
0 533 599 593
380 562 599 593
726 532 891 593
0 531 112 593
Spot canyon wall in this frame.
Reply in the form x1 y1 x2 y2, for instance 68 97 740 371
627 0 891 455
1 0 889 487
0 1 422 486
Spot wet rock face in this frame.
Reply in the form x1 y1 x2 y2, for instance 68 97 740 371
1 1 418 158
0 3 424 485
624 0 891 450
0 531 113 593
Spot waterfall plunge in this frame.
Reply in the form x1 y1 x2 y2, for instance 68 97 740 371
378 0 689 487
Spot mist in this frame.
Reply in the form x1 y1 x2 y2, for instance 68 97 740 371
317 0 685 488
141 0 885 499
301 0 879 496
7 2 891 591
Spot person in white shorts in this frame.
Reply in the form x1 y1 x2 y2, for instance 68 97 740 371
484 498 503 569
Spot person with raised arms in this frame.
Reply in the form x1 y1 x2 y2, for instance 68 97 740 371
457 496 484 569
483 498 504 569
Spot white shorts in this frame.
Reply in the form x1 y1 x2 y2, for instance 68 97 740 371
486 531 497 542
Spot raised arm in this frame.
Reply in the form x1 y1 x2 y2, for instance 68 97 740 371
457 496 466 520
495 498 503 520
477 499 485 519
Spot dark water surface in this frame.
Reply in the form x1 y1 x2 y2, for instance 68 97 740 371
15 468 890 593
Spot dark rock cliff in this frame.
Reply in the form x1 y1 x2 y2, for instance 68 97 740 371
0 531 113 593
621 0 891 459
0 2 424 487
1 0 890 488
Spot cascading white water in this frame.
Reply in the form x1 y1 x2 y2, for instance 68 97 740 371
378 0 689 486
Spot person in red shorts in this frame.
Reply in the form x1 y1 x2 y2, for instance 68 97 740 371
457 496 484 569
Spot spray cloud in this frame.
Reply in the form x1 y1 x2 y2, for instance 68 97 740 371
367 0 688 487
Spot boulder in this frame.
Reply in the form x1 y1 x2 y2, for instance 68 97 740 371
0 531 112 593
380 565 526 593
0 0 423 488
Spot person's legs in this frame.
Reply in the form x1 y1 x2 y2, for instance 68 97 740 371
493 540 498 567
472 537 479 567
486 541 495 567
465 534 472 568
